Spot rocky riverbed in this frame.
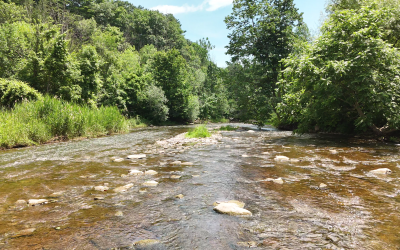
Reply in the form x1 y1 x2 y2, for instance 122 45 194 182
1 124 400 249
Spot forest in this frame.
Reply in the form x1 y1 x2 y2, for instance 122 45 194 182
1 0 400 148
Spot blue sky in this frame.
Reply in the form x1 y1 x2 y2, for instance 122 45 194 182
130 0 327 67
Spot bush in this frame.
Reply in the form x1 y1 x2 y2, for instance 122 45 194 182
219 125 238 131
185 125 211 138
0 78 42 108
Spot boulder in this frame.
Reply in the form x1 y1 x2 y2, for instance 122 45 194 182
213 201 252 216
114 184 134 193
370 168 392 175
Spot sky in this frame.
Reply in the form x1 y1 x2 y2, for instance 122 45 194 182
130 0 327 67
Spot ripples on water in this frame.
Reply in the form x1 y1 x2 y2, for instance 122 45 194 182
0 124 400 249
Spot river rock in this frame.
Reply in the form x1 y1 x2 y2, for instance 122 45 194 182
115 211 124 217
133 239 161 246
112 158 124 162
213 200 245 208
370 168 392 175
28 199 48 206
170 175 181 179
262 177 284 184
237 241 257 247
127 154 146 159
48 192 64 198
12 228 36 238
319 183 328 189
274 155 290 162
171 161 182 165
15 200 27 205
94 186 109 192
175 194 184 199
94 196 104 200
114 184 134 193
213 201 252 216
181 162 194 166
329 150 338 154
129 170 144 175
145 170 158 175
143 180 158 187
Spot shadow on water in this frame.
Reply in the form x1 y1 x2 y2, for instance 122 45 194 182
0 124 400 249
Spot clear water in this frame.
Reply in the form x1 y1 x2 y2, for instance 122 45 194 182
1 124 400 249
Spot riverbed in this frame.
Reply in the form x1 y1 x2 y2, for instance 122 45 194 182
0 124 399 249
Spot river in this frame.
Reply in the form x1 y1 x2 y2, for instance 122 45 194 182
0 124 399 249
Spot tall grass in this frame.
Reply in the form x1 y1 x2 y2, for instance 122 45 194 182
185 125 211 138
0 96 130 149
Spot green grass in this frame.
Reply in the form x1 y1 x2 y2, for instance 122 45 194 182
219 125 238 131
185 125 211 138
210 117 229 123
0 96 130 149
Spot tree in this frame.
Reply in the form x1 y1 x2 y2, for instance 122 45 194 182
225 0 304 125
278 5 400 135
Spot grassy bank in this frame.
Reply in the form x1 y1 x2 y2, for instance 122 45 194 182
0 96 134 149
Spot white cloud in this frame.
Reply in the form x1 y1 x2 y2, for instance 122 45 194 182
206 0 233 11
151 4 203 15
151 0 232 15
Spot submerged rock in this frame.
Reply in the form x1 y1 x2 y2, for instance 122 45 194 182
28 199 48 206
133 239 161 246
143 180 158 187
12 228 36 238
127 154 146 159
112 158 124 162
274 156 290 162
213 200 245 208
145 170 158 175
115 211 124 217
48 192 64 198
94 196 104 200
15 200 27 205
114 184 134 193
370 168 392 175
237 241 257 248
94 186 109 192
171 161 182 165
170 175 181 179
213 201 252 216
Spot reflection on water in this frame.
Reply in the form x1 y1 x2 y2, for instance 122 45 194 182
1 124 400 249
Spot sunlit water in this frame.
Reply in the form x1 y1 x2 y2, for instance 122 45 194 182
1 124 400 249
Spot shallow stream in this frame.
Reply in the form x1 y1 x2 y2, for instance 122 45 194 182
1 124 400 249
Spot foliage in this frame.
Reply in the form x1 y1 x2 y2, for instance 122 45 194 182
185 125 211 138
219 125 238 131
278 5 400 135
0 96 129 149
0 78 42 108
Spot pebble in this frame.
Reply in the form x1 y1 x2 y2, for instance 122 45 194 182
94 186 109 191
115 211 124 217
28 199 48 206
274 155 290 162
143 181 158 187
127 154 146 159
370 168 392 175
170 175 181 179
113 184 134 193
213 201 252 216
145 170 158 175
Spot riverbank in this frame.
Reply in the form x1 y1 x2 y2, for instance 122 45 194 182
0 96 145 150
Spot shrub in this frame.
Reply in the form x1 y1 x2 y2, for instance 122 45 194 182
0 78 42 108
185 125 211 138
